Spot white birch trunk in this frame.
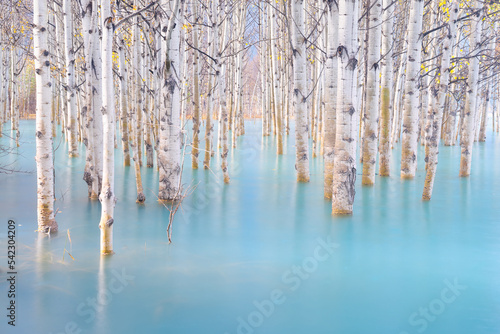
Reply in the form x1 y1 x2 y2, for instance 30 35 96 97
10 46 19 147
217 0 230 183
34 0 58 233
91 4 103 198
459 5 484 177
443 30 462 146
378 0 395 176
143 36 154 169
116 12 130 167
232 3 245 149
291 0 310 182
130 11 145 203
80 0 100 198
478 87 488 142
270 4 283 155
260 5 269 137
204 0 217 169
391 57 406 145
400 0 424 179
422 0 458 200
63 0 78 157
99 0 116 255
324 1 339 198
332 0 359 215
361 0 382 185
159 0 183 200
192 2 201 168
421 3 438 148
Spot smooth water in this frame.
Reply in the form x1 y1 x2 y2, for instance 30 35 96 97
0 120 499 334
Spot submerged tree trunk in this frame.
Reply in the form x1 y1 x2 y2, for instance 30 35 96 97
218 0 230 183
270 5 283 155
99 0 116 255
143 38 154 169
11 46 19 147
361 0 382 185
292 0 310 182
130 11 145 203
159 0 183 200
63 0 78 157
391 56 406 146
323 1 338 198
116 17 130 167
332 0 359 215
459 5 484 177
80 0 94 197
191 2 201 168
422 0 458 200
400 0 424 179
91 4 103 198
204 0 217 169
443 33 460 148
34 0 58 233
478 87 488 142
378 0 394 177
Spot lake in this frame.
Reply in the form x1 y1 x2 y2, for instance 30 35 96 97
0 120 499 334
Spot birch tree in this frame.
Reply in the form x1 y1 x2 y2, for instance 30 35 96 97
291 0 310 182
400 0 424 179
203 0 217 169
422 0 459 200
130 9 145 203
378 0 395 176
191 1 201 168
323 0 338 198
332 0 359 215
10 44 20 147
79 0 102 199
116 2 130 167
459 4 484 177
217 0 230 184
269 4 283 155
90 1 103 199
34 0 58 233
361 0 382 185
63 0 78 157
99 0 116 255
159 0 183 200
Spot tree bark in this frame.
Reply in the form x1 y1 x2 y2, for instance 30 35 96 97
292 0 310 182
99 0 116 255
459 5 484 177
218 0 230 183
323 0 338 198
130 10 145 203
63 0 78 157
378 0 395 176
422 0 458 200
34 0 58 233
204 0 217 169
191 1 201 168
361 0 382 185
117 22 130 166
159 0 183 200
332 0 359 215
400 0 424 179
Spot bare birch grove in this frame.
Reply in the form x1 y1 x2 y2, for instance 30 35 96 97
0 0 496 249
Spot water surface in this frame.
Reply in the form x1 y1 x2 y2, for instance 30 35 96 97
0 120 499 334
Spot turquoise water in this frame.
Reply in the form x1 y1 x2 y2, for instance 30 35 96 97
0 120 499 334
